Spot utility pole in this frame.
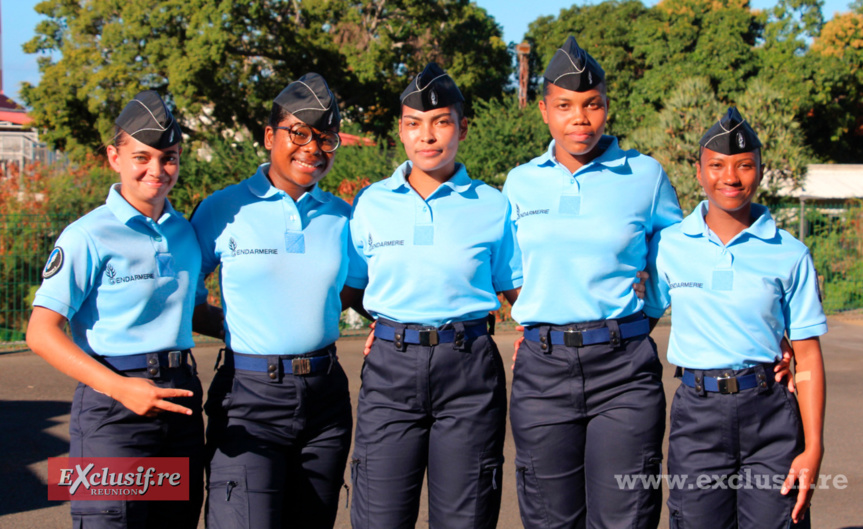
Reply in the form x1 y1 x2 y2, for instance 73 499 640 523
516 42 530 109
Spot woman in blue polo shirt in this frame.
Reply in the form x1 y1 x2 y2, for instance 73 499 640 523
344 63 522 529
26 90 204 528
502 37 683 529
191 74 354 529
645 108 826 529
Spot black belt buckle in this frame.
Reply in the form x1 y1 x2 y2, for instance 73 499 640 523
716 374 739 394
292 357 311 376
563 330 583 347
418 329 439 347
168 351 181 368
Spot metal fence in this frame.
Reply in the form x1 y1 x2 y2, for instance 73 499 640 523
2 203 861 351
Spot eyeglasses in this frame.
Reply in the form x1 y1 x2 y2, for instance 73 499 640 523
274 124 340 153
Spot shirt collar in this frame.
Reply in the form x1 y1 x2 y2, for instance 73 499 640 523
539 135 627 171
248 163 330 203
383 161 473 195
682 200 777 240
106 184 175 225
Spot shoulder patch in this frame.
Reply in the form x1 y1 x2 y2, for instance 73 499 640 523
43 247 64 279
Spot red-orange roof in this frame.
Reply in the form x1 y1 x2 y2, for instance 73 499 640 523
0 93 33 125
338 132 375 147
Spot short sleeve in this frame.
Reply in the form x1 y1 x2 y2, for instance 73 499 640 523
490 200 523 292
190 200 219 307
649 168 683 237
784 250 828 340
643 229 671 319
32 226 98 319
345 201 369 290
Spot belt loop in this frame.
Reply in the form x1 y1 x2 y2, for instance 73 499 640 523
145 352 160 379
674 366 683 378
393 324 407 352
187 350 198 376
754 364 770 394
327 347 336 375
606 319 622 348
266 356 281 382
692 369 706 397
539 325 552 354
452 321 468 351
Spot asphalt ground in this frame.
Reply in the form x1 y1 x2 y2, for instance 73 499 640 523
1 318 861 528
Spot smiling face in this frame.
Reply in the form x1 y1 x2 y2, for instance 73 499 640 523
696 147 762 220
107 133 181 219
539 82 608 173
264 113 336 200
398 105 468 182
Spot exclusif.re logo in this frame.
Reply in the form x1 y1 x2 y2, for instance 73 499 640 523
48 457 189 501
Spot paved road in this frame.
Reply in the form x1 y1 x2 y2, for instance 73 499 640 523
2 319 861 528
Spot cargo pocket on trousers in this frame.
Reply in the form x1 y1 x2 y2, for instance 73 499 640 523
475 454 504 529
350 450 367 528
515 459 550 528
71 501 124 529
206 465 249 529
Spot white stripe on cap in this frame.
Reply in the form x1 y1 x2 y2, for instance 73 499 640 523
701 119 747 148
294 79 330 111
401 72 450 100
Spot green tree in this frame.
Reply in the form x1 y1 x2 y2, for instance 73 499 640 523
625 77 811 213
22 0 511 158
457 95 550 187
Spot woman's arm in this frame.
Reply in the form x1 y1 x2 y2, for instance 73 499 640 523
780 336 826 524
26 307 195 416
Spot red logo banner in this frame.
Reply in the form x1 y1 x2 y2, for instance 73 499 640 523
47 458 189 501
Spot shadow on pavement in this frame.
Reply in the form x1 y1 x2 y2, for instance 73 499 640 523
0 400 70 515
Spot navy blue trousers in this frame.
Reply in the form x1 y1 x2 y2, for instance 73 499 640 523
69 359 204 529
350 322 506 529
667 364 808 529
511 317 665 529
204 347 352 529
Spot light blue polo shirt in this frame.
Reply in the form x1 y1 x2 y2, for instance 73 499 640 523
645 201 828 369
346 161 522 327
33 184 200 357
502 136 683 326
192 163 350 355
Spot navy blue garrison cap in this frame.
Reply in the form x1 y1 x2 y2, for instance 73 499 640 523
700 107 762 154
115 90 182 149
274 73 340 130
400 62 465 111
543 36 605 92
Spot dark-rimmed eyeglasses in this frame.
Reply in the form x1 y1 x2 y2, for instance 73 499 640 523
274 124 340 153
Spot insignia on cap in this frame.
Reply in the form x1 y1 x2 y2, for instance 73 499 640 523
700 107 762 155
544 36 605 92
115 90 182 149
273 73 340 131
400 62 464 112
43 247 64 279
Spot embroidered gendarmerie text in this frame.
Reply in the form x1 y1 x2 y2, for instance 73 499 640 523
105 264 154 285
668 281 704 290
368 234 404 250
516 204 550 220
229 237 278 257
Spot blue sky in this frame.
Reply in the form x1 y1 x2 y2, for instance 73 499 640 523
1 0 855 106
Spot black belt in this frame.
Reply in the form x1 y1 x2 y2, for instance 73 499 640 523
679 369 766 394
523 318 650 347
226 348 334 378
374 320 488 347
98 349 192 376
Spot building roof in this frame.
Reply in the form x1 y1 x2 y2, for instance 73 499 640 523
0 93 33 126
781 165 863 200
